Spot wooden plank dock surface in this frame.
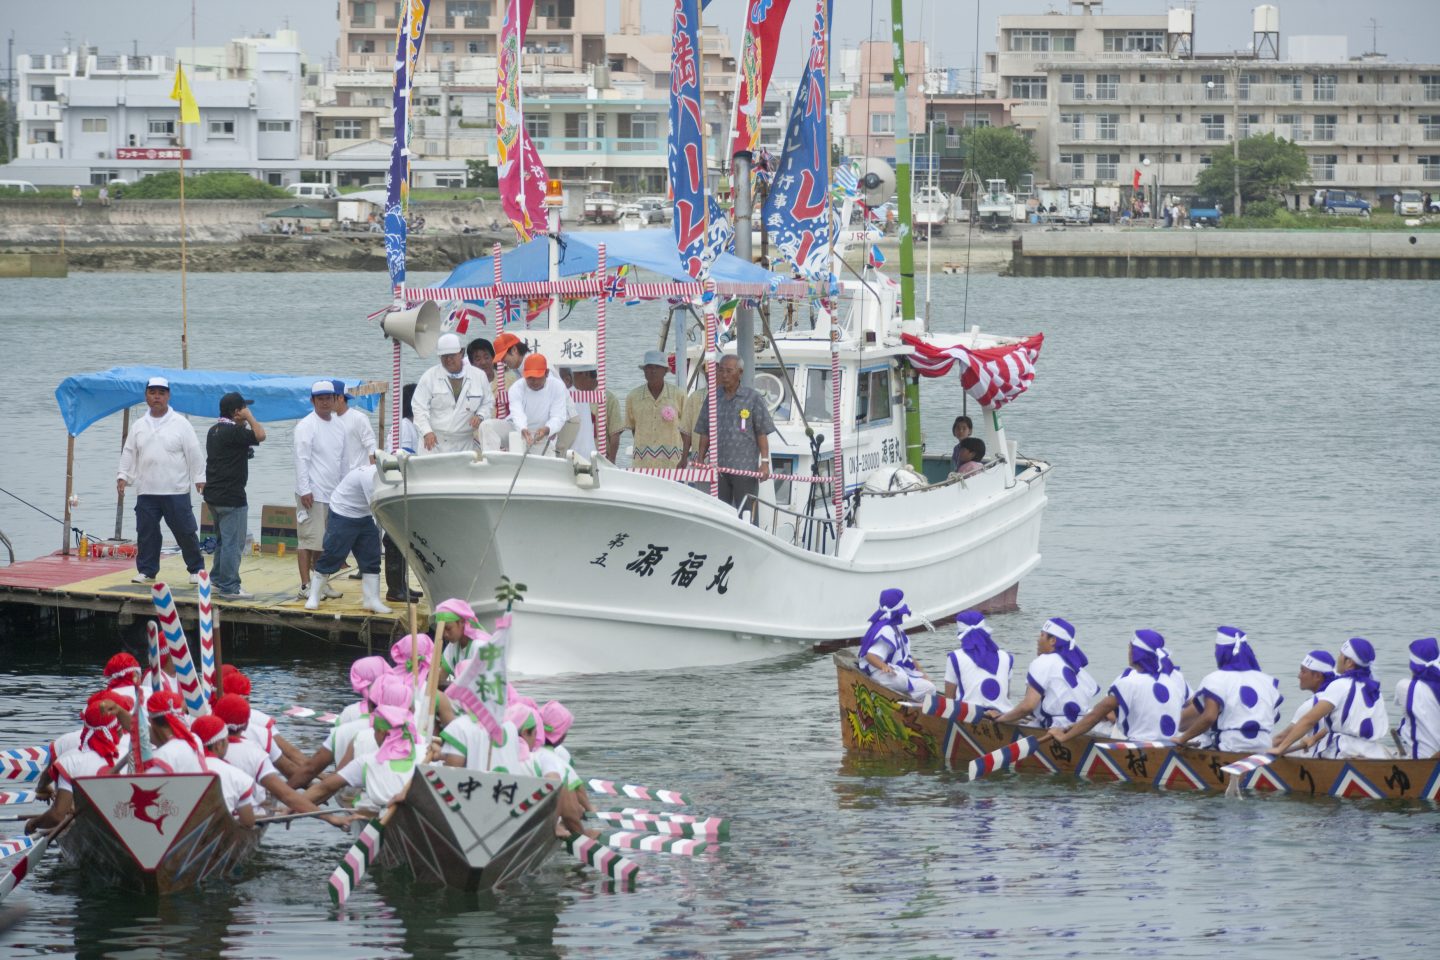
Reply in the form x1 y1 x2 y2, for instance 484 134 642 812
0 550 424 645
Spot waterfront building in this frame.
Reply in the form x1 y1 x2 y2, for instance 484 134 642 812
988 1 1440 204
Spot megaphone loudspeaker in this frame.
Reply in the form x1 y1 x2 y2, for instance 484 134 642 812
860 158 897 207
381 301 442 358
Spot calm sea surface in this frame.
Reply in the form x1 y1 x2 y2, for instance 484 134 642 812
0 271 1437 958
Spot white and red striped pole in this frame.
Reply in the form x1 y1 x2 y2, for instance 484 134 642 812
704 279 719 499
493 241 509 419
830 322 844 545
596 243 608 450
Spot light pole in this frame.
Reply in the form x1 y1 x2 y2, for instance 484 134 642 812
1230 61 1241 218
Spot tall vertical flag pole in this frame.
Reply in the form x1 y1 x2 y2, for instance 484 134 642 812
890 1 924 470
169 62 199 368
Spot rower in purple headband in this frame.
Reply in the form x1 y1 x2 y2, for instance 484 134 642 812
944 610 1014 713
1271 637 1392 759
1395 638 1440 760
857 588 936 698
987 617 1100 730
1270 650 1337 757
1173 627 1283 752
1049 630 1191 745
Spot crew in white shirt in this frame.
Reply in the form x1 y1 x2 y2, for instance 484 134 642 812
413 333 493 453
506 354 571 451
330 380 378 472
115 376 206 583
304 458 391 614
294 381 347 598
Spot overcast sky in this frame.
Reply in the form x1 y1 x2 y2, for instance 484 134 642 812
10 0 1439 78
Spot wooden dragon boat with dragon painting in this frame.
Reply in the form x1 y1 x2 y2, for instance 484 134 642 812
835 654 1440 802
59 773 264 893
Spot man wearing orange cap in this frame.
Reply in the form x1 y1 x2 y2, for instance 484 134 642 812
506 354 571 452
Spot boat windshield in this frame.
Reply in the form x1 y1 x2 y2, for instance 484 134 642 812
802 367 841 421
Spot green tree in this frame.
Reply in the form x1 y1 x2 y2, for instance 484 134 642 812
466 158 497 189
1195 133 1309 208
961 126 1036 189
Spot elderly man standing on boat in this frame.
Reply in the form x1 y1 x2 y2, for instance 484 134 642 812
692 355 774 511
116 376 207 585
624 350 692 470
413 333 494 453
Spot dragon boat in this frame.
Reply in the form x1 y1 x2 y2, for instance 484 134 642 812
836 654 1440 802
59 773 265 893
363 765 560 892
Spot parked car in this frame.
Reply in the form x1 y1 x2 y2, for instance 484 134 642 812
1184 198 1222 227
1321 189 1371 216
637 197 669 224
1395 190 1425 216
286 183 339 201
0 179 39 194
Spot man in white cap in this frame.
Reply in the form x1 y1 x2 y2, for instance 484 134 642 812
622 349 691 469
116 376 206 584
564 364 622 461
294 380 346 599
412 332 494 453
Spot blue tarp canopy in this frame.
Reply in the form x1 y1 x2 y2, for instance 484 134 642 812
435 229 786 291
55 367 382 437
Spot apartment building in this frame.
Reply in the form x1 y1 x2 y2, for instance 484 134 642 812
12 43 303 185
330 0 736 192
989 1 1440 201
844 40 929 161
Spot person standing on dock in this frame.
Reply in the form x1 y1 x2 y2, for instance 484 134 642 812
116 376 206 585
304 456 391 615
204 392 265 600
294 381 345 600
413 333 494 453
692 355 774 510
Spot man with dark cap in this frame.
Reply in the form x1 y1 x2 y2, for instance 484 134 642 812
205 391 266 599
116 376 206 584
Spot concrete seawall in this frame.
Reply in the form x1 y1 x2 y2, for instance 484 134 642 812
1012 229 1440 279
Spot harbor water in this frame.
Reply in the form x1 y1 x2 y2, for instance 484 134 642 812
0 271 1437 958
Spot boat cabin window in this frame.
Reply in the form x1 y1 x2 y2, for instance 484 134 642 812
855 367 893 424
769 455 797 505
754 365 795 421
802 367 841 421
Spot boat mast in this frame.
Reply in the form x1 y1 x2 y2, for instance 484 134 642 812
890 1 924 470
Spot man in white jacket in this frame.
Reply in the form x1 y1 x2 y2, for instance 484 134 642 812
508 354 570 452
412 333 493 453
116 376 206 584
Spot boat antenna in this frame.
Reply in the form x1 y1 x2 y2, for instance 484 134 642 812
959 0 983 330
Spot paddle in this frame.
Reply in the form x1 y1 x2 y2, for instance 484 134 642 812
255 809 345 827
901 695 984 725
327 809 391 907
196 569 218 703
0 814 72 904
966 736 1041 782
1091 740 1172 752
586 815 728 841
563 833 640 888
0 835 36 859
0 792 38 807
586 780 693 806
594 830 708 857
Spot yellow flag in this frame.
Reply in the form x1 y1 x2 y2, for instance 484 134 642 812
170 64 200 125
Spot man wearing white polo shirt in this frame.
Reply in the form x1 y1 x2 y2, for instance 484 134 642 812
294 380 346 600
116 376 206 584
305 456 390 615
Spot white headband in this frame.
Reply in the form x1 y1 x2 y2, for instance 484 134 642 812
1042 619 1073 643
1215 627 1246 655
1341 638 1372 666
1301 654 1335 674
1411 652 1440 671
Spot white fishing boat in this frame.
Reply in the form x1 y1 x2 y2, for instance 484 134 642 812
367 0 1051 677
976 179 1016 229
912 184 950 237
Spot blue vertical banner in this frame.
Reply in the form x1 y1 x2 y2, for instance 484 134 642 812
384 0 432 290
668 0 708 280
762 0 833 279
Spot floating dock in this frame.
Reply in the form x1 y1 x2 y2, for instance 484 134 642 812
0 550 423 648
1010 230 1440 279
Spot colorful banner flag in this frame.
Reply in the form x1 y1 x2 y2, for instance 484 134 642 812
384 0 433 289
730 0 794 159
900 332 1045 410
668 0 709 279
761 0 833 279
497 0 550 242
169 65 200 125
1132 168 1143 190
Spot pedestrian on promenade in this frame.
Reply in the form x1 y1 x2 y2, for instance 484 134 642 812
72 185 83 207
205 392 266 600
98 185 110 207
116 376 206 584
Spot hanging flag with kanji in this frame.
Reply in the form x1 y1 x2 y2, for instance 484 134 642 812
761 0 833 280
496 0 550 242
730 0 794 159
668 0 709 279
384 0 433 289
900 333 1045 410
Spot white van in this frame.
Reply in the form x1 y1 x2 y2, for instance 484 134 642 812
0 180 40 194
286 183 338 200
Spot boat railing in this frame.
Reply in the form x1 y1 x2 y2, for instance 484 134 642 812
740 494 839 557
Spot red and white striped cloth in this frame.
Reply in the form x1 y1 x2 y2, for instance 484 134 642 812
900 332 1044 410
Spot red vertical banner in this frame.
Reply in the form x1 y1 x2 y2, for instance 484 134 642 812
497 0 549 240
730 0 794 158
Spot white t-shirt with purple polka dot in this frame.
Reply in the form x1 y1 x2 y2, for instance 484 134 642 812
1318 676 1393 759
945 647 1015 712
1194 668 1283 752
1024 652 1101 729
1109 668 1190 741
